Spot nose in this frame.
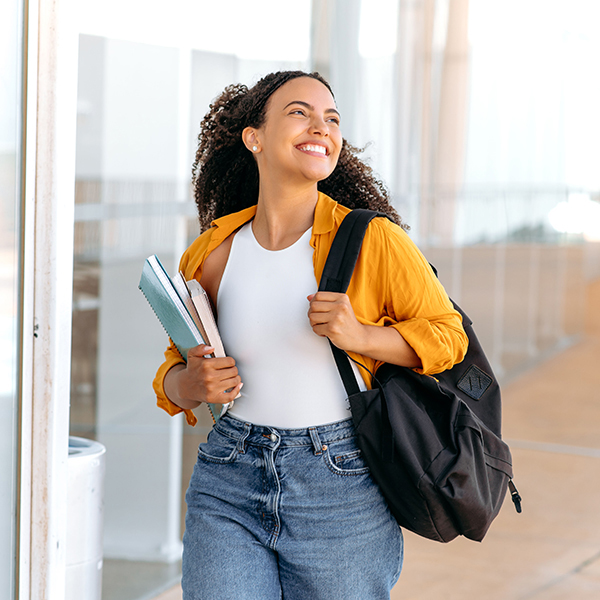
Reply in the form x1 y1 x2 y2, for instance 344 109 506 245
308 116 329 137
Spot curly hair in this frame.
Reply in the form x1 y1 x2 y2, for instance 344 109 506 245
192 70 407 231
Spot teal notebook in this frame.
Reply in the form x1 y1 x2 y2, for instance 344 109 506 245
138 255 223 422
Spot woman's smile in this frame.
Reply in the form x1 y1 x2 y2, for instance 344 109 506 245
295 142 329 157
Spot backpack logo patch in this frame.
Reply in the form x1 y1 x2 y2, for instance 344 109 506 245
457 365 493 400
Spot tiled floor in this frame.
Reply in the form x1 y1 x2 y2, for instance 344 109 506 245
102 559 181 600
152 279 600 600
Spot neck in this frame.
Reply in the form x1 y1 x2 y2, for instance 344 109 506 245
252 181 319 251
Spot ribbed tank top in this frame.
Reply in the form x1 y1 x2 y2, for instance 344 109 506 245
217 221 365 428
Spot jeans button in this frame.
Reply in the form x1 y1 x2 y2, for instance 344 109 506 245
270 434 277 442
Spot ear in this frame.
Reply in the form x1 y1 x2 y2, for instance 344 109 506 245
242 127 260 153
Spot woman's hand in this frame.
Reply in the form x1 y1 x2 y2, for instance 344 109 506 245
307 292 422 369
164 344 243 409
307 292 367 352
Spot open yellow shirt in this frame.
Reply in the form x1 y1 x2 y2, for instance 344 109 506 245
153 192 468 426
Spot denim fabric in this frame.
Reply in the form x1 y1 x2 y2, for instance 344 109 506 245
182 413 403 600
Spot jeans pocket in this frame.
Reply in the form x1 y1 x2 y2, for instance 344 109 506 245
196 429 239 464
324 439 371 476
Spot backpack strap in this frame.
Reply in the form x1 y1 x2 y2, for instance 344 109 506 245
318 209 386 397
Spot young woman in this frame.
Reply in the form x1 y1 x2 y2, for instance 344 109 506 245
153 71 468 599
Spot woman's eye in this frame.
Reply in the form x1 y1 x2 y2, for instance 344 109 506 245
328 117 340 125
290 109 306 116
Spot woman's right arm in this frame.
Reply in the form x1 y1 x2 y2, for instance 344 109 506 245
162 230 240 410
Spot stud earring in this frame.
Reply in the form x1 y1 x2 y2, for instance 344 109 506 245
252 145 258 152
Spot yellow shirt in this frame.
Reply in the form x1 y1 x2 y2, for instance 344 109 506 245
153 192 468 426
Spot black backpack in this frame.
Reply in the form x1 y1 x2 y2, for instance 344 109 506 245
319 209 521 543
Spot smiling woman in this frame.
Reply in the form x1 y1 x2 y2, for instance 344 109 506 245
152 70 468 600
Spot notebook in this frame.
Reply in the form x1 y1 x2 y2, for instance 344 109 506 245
139 255 232 422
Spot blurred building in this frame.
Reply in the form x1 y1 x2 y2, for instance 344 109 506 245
2 1 600 599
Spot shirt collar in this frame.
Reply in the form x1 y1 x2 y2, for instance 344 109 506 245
312 191 338 235
209 204 257 244
209 191 338 240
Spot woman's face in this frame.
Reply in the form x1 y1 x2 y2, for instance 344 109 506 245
251 77 343 185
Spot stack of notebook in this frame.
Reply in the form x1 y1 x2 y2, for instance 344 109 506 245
139 255 232 422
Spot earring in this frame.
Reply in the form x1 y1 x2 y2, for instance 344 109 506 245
252 145 258 152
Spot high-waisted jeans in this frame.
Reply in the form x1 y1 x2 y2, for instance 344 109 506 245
182 413 403 600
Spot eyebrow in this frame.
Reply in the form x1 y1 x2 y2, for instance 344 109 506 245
283 100 340 117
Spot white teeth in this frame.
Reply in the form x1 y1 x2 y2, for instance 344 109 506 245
299 144 327 155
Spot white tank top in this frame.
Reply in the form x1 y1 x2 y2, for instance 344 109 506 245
217 221 366 428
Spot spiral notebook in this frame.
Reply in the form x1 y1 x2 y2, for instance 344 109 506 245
138 254 233 422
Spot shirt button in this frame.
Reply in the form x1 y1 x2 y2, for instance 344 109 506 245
270 434 277 442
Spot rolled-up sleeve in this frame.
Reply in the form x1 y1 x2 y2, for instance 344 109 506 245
390 315 467 375
369 219 468 376
152 341 197 426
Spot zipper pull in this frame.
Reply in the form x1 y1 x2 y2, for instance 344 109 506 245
508 479 522 513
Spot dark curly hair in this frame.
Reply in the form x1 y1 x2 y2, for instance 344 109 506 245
192 70 407 231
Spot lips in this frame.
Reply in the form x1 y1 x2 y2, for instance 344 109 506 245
296 143 329 156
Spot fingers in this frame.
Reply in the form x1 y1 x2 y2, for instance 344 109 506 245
222 381 244 403
307 292 363 349
187 344 216 358
199 360 240 388
189 345 236 368
180 345 243 404
203 373 243 405
307 292 352 327
307 291 344 303
196 359 241 402
307 292 350 314
209 381 244 405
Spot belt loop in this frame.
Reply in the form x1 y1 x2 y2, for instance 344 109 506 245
237 422 251 454
309 427 323 455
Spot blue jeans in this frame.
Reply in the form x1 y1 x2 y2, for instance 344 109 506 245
182 414 403 600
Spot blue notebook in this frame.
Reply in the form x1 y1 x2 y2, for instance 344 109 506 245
138 255 224 422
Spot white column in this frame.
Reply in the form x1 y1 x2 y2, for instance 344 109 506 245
432 0 470 245
329 0 362 144
310 0 332 79
20 0 79 598
392 0 427 228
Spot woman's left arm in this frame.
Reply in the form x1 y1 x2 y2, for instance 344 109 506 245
308 217 468 374
307 291 422 368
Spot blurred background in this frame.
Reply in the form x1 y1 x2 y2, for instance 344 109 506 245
2 0 600 599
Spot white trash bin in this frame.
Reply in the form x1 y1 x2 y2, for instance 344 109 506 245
66 436 106 600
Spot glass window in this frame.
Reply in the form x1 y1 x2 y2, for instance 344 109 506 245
0 0 24 597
